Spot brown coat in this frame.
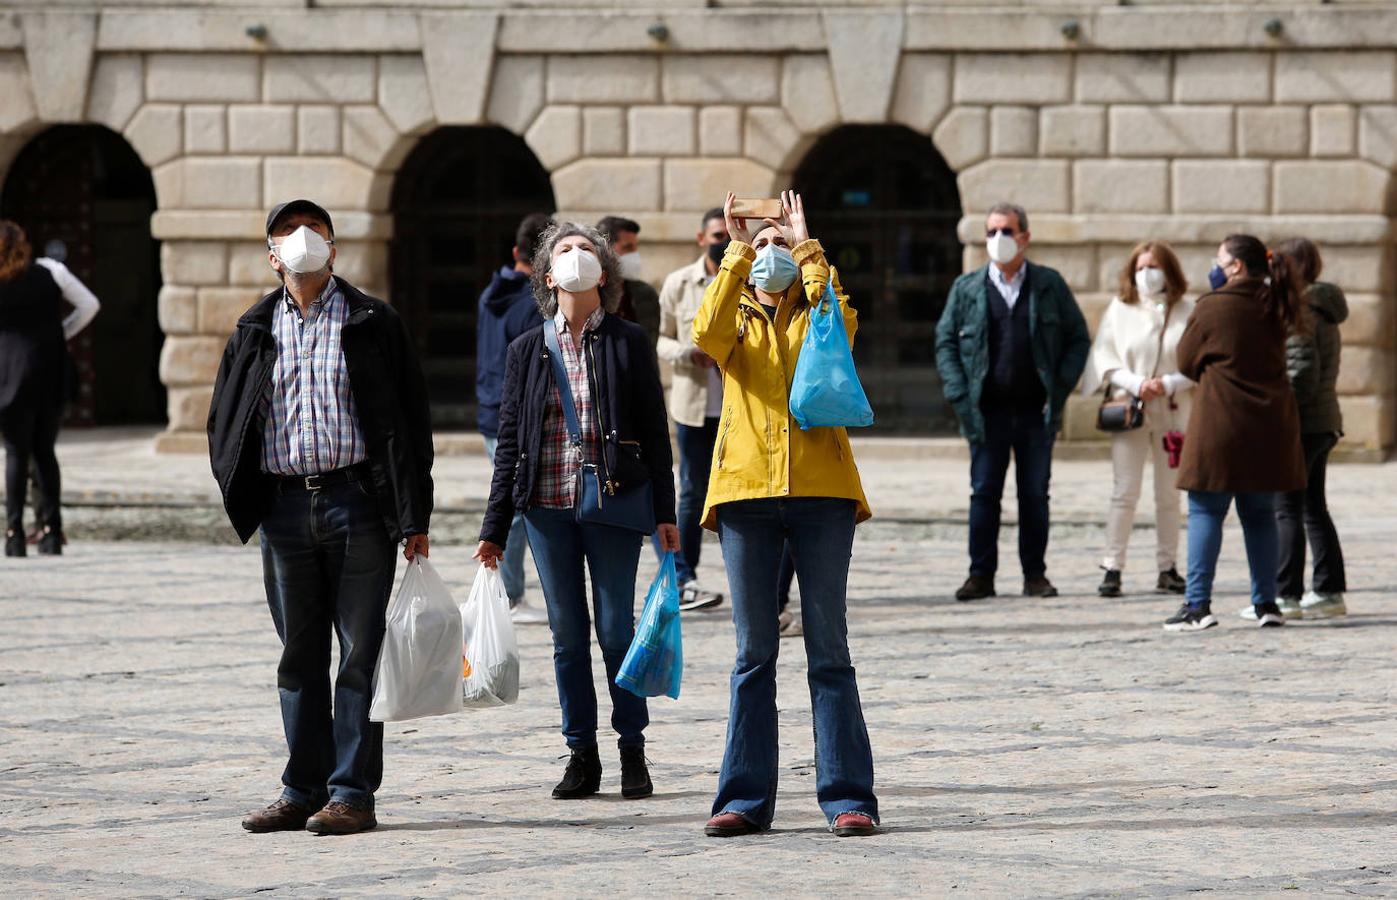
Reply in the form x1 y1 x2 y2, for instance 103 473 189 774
1175 278 1305 494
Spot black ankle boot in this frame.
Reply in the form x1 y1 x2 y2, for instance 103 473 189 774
37 528 63 556
552 745 602 799
619 745 653 799
4 529 25 558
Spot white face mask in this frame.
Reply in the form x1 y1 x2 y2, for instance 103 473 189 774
1135 266 1167 297
986 232 1019 265
552 247 603 293
270 225 332 275
617 251 644 281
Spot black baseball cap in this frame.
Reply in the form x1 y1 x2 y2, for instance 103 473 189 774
266 199 334 238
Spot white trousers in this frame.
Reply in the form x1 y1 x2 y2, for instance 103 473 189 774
1103 426 1181 572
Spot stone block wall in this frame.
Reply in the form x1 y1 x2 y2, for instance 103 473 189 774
0 5 1395 454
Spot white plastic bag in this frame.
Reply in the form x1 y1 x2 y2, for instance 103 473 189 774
369 558 464 722
461 564 521 708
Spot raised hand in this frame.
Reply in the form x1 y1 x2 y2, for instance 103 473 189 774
723 192 753 245
783 190 810 244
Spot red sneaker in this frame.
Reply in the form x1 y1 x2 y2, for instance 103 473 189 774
704 812 758 837
832 813 876 837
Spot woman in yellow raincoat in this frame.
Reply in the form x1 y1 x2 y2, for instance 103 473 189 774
695 191 878 839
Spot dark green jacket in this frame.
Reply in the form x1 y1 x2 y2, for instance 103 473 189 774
1286 281 1347 435
934 262 1091 445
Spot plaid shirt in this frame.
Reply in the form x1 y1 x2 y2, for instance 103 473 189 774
260 277 368 476
535 307 605 509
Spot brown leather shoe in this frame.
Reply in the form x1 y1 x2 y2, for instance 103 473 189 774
305 801 377 835
241 799 314 833
832 812 877 837
704 811 759 837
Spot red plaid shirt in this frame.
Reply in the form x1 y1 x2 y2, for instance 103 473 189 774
535 307 605 509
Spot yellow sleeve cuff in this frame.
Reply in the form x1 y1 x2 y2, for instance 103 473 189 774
791 239 825 267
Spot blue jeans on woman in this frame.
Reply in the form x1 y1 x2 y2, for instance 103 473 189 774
259 480 397 812
712 497 878 829
523 507 648 749
1186 490 1279 610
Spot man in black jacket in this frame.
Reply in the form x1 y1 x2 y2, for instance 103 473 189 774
207 199 433 836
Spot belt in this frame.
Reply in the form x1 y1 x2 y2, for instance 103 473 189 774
274 462 372 493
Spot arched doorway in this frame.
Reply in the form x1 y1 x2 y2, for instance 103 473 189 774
1 125 163 425
792 125 963 434
390 126 556 429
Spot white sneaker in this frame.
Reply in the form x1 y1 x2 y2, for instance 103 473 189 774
1299 590 1347 618
1239 597 1303 620
510 598 550 625
678 582 724 612
778 610 802 638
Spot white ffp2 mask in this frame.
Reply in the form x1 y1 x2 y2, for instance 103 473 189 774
617 251 644 281
271 226 332 275
1135 266 1167 297
553 248 603 293
986 232 1019 265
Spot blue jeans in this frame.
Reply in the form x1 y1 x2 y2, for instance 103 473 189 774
523 507 648 749
1186 490 1279 609
969 405 1054 579
259 480 397 811
674 417 719 585
484 435 529 603
712 497 878 829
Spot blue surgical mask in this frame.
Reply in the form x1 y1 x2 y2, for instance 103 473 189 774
751 245 799 293
1208 262 1228 291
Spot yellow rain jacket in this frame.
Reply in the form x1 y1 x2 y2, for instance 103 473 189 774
691 238 872 531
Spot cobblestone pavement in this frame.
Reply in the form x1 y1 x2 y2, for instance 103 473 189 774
3 504 1396 896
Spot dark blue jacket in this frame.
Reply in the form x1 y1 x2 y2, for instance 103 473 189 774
476 267 544 438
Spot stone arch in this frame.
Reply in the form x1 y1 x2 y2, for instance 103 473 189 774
1 123 164 425
790 124 963 435
388 125 555 429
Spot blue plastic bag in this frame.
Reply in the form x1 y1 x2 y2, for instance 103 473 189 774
616 551 683 700
789 280 874 430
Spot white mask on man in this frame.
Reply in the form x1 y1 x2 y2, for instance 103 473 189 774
617 251 644 281
1135 266 1167 297
271 225 332 275
986 232 1019 265
552 247 603 293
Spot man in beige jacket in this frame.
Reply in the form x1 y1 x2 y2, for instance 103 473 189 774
656 207 728 611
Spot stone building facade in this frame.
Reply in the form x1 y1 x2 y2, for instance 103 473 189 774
1 3 1395 455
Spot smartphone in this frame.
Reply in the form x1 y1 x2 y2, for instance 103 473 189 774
730 198 783 220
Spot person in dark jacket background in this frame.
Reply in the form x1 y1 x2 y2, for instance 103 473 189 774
207 199 433 837
474 221 678 804
934 202 1091 602
597 215 660 343
476 212 553 625
1164 233 1307 633
1265 237 1348 620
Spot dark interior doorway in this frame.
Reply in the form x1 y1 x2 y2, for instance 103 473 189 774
1 125 164 426
792 125 963 434
390 126 556 430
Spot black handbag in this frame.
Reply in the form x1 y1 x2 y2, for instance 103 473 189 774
1095 302 1171 434
542 324 656 535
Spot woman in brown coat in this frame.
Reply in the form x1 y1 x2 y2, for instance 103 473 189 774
1162 234 1306 632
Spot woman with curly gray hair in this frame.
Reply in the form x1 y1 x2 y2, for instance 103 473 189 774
476 222 680 801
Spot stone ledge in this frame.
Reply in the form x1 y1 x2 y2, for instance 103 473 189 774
97 10 422 52
956 215 1396 246
151 210 392 241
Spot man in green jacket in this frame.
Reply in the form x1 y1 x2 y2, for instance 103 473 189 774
934 202 1090 602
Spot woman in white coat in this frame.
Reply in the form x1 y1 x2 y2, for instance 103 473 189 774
1082 241 1195 597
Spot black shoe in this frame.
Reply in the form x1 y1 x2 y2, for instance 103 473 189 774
619 745 653 799
1098 569 1122 598
37 528 63 556
1023 576 1058 598
552 745 602 799
1163 602 1218 632
4 529 25 558
955 574 995 602
1156 567 1186 594
1252 601 1286 628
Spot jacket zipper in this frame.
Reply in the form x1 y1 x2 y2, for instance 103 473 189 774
584 331 616 495
715 408 732 471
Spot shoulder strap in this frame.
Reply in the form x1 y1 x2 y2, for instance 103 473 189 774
1149 302 1172 379
541 324 583 446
